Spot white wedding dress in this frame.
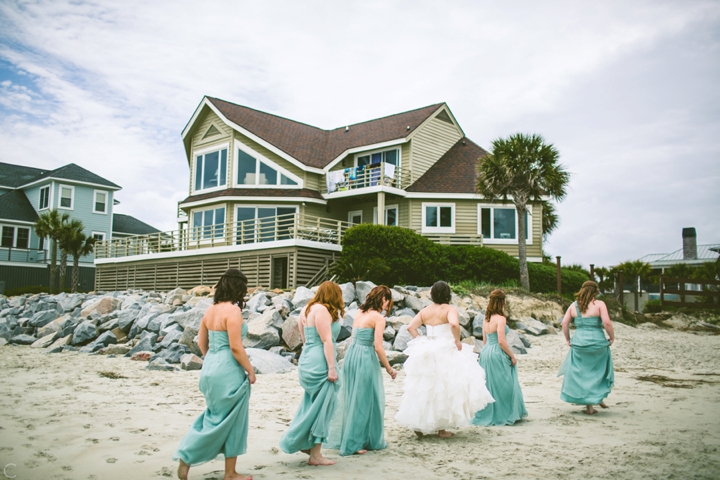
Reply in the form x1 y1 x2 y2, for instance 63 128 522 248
395 323 495 434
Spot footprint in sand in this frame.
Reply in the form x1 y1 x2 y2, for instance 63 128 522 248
61 465 72 471
110 436 120 441
106 458 117 463
86 438 100 444
83 424 92 429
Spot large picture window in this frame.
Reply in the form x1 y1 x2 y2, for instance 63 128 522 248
39 186 50 210
235 206 297 243
236 147 300 187
194 148 228 192
356 147 400 167
422 203 454 233
192 207 226 240
479 205 531 243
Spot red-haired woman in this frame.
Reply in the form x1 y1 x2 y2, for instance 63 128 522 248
472 289 527 426
279 281 345 466
326 285 397 456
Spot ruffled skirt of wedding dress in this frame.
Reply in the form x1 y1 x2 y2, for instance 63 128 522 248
394 332 495 434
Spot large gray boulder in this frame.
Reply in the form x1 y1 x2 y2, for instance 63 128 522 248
404 295 430 312
355 281 377 305
254 308 284 329
390 288 404 304
472 312 486 338
180 353 203 371
393 325 413 351
247 292 270 313
117 304 141 332
95 330 118 347
71 321 98 345
164 287 187 305
146 358 178 371
159 329 183 348
383 325 395 340
339 282 356 305
179 327 201 357
515 317 549 336
243 319 280 350
11 334 36 345
390 315 414 331
168 299 212 330
246 348 295 374
385 350 408 366
457 307 471 329
337 313 354 342
29 310 58 328
291 287 314 309
271 296 291 318
281 316 302 350
58 294 84 313
150 343 189 364
147 313 170 333
31 333 57 348
506 329 528 355
124 336 155 357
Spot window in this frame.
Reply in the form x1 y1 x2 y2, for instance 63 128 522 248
236 147 299 187
356 147 400 167
39 186 50 210
191 207 226 240
94 190 108 214
92 232 106 242
348 210 363 224
373 205 398 226
422 203 454 233
235 206 297 243
1 227 29 248
194 148 228 192
479 205 531 243
59 185 74 209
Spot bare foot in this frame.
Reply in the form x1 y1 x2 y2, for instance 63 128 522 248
353 449 367 455
583 406 597 415
414 431 424 438
438 430 454 438
177 460 190 480
308 455 336 466
599 401 609 409
224 474 253 480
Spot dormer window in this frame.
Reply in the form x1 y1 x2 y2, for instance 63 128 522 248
194 147 228 192
236 146 301 187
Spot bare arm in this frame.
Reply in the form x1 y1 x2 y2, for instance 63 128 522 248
495 316 517 366
314 306 338 382
598 301 615 345
298 306 307 345
448 306 462 351
227 309 256 384
198 316 209 356
373 316 396 379
482 320 487 347
407 311 423 338
561 304 575 347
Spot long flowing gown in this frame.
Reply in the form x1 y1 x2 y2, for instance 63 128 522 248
325 327 386 455
558 302 614 404
472 325 527 426
395 323 495 434
279 321 342 453
173 325 250 465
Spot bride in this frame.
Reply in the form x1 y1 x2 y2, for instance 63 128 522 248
395 281 494 437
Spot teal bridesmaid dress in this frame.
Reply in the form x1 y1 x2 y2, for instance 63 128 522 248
173 324 251 465
279 321 342 453
558 302 614 404
325 327 387 455
472 326 527 426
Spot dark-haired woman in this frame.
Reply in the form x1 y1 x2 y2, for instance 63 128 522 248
472 289 527 426
174 268 256 480
395 281 494 437
280 281 344 466
558 280 615 415
326 285 397 456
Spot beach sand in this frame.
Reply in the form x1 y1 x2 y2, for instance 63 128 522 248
1 323 719 479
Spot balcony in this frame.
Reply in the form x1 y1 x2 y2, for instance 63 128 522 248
0 247 48 264
95 213 352 260
323 162 410 195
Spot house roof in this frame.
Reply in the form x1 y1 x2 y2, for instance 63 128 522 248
643 244 720 267
112 214 160 235
0 190 40 223
0 162 48 189
180 188 325 205
406 137 488 193
206 97 445 169
0 161 121 190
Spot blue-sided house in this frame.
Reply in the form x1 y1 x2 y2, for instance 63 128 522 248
0 162 159 293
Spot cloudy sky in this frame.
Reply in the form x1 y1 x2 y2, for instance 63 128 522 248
1 0 718 268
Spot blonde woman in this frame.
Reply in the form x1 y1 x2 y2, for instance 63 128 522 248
558 280 615 415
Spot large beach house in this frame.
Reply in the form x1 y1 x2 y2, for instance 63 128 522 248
0 162 159 292
94 97 544 291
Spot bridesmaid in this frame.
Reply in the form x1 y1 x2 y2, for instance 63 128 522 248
326 285 397 456
472 289 527 426
279 281 344 466
558 280 615 415
174 268 256 480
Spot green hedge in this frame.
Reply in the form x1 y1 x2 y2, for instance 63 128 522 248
339 224 589 292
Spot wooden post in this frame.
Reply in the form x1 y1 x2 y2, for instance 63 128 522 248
618 269 624 307
660 274 664 311
556 256 562 296
589 264 595 280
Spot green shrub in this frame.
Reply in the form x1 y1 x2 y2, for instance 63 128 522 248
643 299 662 313
527 263 588 294
4 285 52 297
443 245 519 285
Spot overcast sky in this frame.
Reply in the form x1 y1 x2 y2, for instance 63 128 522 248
1 0 718 268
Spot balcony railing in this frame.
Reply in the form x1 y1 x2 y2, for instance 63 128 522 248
422 234 483 246
0 247 48 263
95 213 352 259
324 162 410 194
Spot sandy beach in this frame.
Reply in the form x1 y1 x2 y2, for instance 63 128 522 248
1 322 719 480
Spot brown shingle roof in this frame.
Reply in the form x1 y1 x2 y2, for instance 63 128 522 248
406 138 488 194
181 188 324 205
206 97 444 169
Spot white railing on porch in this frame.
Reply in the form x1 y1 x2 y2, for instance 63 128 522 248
422 234 483 246
324 162 410 194
95 213 352 260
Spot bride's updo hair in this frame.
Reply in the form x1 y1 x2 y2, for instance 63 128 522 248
484 289 506 322
213 268 248 308
575 280 599 313
430 281 452 305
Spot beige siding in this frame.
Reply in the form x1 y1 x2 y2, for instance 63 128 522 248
408 116 463 183
234 133 305 185
192 110 233 149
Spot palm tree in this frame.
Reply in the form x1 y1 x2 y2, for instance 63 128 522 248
477 133 570 290
63 227 96 292
594 267 613 294
34 209 70 293
616 260 652 311
540 200 559 241
665 263 698 304
58 219 84 292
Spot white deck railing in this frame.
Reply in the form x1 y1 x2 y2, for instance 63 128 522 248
324 161 410 194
